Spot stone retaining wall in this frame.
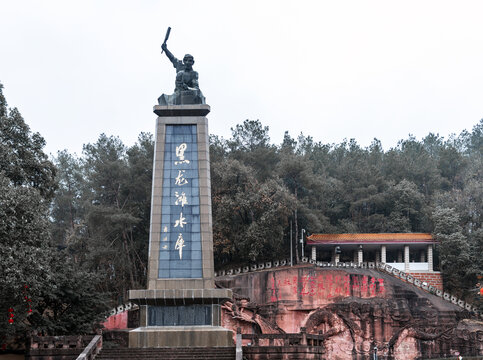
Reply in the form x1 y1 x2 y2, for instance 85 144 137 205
408 271 443 290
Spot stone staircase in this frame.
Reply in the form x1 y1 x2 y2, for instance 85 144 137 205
96 347 236 359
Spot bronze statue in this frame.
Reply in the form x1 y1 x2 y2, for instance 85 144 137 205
158 28 205 105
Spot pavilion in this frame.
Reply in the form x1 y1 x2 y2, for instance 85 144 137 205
306 233 438 273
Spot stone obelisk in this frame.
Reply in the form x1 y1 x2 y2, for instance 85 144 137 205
128 36 232 347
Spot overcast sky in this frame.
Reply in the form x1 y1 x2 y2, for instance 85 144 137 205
1 0 482 156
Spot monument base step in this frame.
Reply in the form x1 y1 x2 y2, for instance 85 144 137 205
97 346 235 360
129 326 234 347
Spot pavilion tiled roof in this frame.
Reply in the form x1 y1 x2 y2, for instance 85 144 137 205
306 233 436 245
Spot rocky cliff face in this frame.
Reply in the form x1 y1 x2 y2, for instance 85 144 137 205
216 265 483 360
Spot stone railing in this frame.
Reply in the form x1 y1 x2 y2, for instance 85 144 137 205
242 327 324 347
215 258 293 277
29 335 94 350
106 301 138 317
27 335 95 359
374 262 482 318
215 258 482 319
76 334 102 360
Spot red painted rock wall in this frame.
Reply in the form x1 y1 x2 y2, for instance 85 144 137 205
217 265 483 360
102 311 128 330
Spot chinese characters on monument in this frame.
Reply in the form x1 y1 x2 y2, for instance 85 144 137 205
158 125 202 278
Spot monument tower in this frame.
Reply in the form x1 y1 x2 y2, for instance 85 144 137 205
128 29 233 347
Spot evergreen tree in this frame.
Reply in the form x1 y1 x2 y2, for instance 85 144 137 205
211 158 294 264
51 133 153 302
432 207 471 296
0 83 108 340
0 83 56 337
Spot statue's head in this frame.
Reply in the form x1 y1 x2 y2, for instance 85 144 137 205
183 54 194 68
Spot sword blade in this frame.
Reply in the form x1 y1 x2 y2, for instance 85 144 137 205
161 27 171 54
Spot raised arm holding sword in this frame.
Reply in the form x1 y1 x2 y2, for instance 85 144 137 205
158 27 205 104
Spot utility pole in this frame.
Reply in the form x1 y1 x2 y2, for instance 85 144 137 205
300 229 306 258
290 221 293 266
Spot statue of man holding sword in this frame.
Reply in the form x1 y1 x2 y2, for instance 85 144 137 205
158 27 205 105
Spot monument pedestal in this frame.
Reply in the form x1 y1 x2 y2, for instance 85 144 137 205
128 104 233 347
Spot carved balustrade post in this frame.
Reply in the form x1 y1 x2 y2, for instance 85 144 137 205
300 327 307 345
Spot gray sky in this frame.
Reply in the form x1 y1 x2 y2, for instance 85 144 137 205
1 0 482 156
